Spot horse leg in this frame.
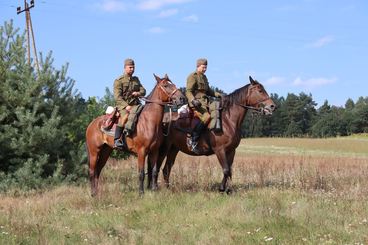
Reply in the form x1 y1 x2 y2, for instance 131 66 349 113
146 152 159 191
162 147 179 188
224 149 235 193
87 143 112 197
215 149 234 193
87 145 99 197
148 151 159 191
137 148 147 195
91 145 112 197
146 156 153 190
152 144 169 189
95 145 113 193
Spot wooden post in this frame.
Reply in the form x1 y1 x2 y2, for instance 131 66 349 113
17 0 39 74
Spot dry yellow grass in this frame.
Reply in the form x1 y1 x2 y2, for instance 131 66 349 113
1 137 368 244
167 150 368 197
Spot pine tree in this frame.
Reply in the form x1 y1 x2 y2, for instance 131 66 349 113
0 20 87 190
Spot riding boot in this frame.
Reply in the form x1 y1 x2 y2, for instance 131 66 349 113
191 121 206 152
114 126 127 149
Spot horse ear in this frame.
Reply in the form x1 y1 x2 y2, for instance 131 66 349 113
153 73 160 83
249 76 256 85
164 73 168 79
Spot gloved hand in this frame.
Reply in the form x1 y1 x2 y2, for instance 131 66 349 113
214 92 222 98
191 99 202 108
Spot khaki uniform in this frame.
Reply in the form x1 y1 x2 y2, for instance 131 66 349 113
186 71 216 124
113 73 146 117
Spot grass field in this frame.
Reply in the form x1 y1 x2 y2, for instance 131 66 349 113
1 137 368 244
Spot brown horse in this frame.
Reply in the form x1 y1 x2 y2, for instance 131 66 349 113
151 76 276 193
86 74 186 196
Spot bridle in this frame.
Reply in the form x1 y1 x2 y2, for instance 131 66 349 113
158 79 180 105
140 78 179 136
140 79 179 106
235 84 271 113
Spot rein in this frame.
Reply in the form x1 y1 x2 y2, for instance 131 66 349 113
140 97 174 106
235 103 263 113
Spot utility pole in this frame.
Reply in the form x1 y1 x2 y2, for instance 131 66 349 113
17 0 40 74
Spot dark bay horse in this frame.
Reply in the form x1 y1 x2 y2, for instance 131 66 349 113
152 76 276 193
86 74 186 196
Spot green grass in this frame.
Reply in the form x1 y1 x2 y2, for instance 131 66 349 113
1 187 367 244
1 136 368 244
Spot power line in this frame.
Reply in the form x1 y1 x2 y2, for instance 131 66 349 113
17 0 40 75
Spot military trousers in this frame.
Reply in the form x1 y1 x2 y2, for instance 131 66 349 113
193 105 211 125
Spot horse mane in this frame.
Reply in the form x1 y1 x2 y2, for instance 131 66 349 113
221 84 250 111
145 84 158 100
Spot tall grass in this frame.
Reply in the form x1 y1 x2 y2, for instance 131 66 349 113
1 137 368 244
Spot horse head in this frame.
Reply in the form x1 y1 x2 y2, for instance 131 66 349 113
153 73 186 106
246 76 276 115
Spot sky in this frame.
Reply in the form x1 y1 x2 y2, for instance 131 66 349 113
1 0 367 107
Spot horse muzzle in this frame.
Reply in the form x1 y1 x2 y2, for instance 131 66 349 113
262 104 276 115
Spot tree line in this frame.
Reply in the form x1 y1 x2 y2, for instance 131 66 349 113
242 93 368 138
1 21 367 191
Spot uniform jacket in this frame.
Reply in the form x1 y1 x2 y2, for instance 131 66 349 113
113 74 146 110
186 71 216 108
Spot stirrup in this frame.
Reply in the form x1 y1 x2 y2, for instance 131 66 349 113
114 139 125 149
189 138 199 152
123 128 131 136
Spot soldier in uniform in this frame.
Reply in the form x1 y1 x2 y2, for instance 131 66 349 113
113 58 146 149
186 58 222 152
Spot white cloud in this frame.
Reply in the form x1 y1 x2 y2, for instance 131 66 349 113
182 14 198 22
138 0 192 11
292 77 337 89
148 26 165 33
92 0 192 13
158 8 178 18
310 35 334 48
265 76 286 85
94 0 127 12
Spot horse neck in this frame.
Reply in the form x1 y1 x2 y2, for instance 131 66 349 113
142 102 165 121
222 86 249 130
140 86 166 124
222 103 248 130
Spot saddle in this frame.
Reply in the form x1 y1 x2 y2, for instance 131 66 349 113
101 105 144 136
101 106 119 134
172 100 222 133
162 102 220 154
